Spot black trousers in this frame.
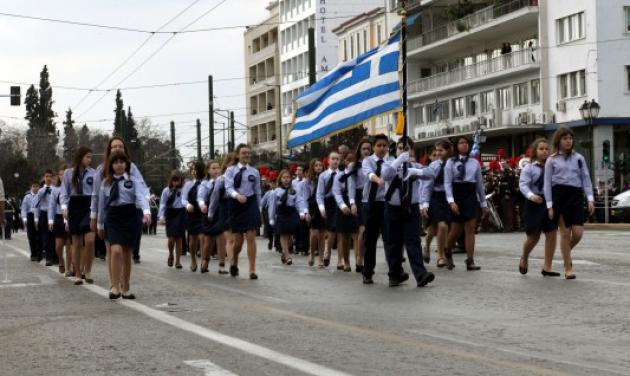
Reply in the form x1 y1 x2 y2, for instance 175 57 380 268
383 204 427 282
295 219 309 252
362 201 385 278
38 211 55 262
26 213 40 258
133 209 143 260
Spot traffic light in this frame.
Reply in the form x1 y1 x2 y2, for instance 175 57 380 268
10 86 20 106
602 140 610 164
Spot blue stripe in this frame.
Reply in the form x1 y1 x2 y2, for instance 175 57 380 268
379 51 399 75
288 100 401 148
292 82 400 131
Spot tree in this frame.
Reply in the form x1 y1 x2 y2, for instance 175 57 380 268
113 89 125 137
326 126 367 154
0 126 38 199
134 118 182 194
62 108 78 161
78 124 90 147
25 65 59 172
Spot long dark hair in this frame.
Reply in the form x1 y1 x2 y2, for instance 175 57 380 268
452 136 471 157
307 158 322 182
551 127 574 154
72 146 93 191
191 161 205 180
104 151 131 186
530 138 549 163
434 139 452 161
167 170 183 189
351 138 371 174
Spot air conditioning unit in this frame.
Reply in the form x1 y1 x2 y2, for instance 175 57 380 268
471 120 480 128
540 111 554 123
556 101 567 112
517 112 529 124
479 116 488 125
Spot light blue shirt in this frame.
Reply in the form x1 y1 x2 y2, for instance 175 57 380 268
197 179 216 208
332 168 356 209
444 155 487 208
33 185 54 218
60 167 97 209
96 173 150 230
361 155 388 202
224 163 262 202
158 187 184 219
297 179 316 215
208 176 228 219
181 179 202 207
543 151 594 209
519 162 545 200
268 186 298 225
47 186 64 224
382 159 433 206
260 190 273 211
20 191 36 221
420 160 446 209
316 168 339 211
91 162 147 219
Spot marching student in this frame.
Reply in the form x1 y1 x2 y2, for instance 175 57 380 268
332 154 358 272
444 136 488 271
361 134 390 284
48 165 70 275
293 165 309 255
158 170 186 269
198 160 223 273
208 154 235 275
350 139 371 272
316 151 341 267
97 151 151 300
544 127 594 280
181 161 205 272
298 158 325 267
260 181 276 251
21 181 41 262
268 169 300 265
421 140 453 268
422 148 439 263
61 147 97 284
381 136 435 287
518 138 559 276
91 136 148 282
33 170 56 266
224 144 261 279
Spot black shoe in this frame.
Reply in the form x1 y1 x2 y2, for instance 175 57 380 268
519 257 528 275
355 265 364 273
85 278 94 284
541 269 561 277
389 272 409 287
122 293 136 300
267 240 272 250
229 265 239 277
30 256 36 262
417 272 435 287
74 279 84 286
45 261 53 266
249 272 258 280
362 275 374 284
109 292 121 300
465 258 481 271
133 257 140 264
36 256 43 262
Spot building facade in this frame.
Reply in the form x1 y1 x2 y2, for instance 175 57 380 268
394 0 630 186
278 0 383 154
244 1 281 154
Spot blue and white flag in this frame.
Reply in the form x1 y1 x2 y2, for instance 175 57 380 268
287 33 401 148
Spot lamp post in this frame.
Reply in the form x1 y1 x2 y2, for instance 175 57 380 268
264 83 283 169
579 99 602 221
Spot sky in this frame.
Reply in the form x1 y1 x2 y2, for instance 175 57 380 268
0 0 272 159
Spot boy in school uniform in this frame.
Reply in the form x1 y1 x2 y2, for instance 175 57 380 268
21 182 41 261
33 170 56 266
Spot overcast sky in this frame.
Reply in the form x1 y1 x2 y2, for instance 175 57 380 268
0 0 272 159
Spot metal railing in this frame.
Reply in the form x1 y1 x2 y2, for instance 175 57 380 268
408 0 538 51
409 48 539 94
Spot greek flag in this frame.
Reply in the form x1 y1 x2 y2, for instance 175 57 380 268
287 33 401 148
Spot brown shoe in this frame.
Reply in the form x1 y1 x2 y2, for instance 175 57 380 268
465 258 481 271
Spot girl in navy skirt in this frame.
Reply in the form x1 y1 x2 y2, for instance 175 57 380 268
198 160 222 273
208 155 235 275
182 161 205 272
544 127 594 279
158 170 185 269
61 147 97 284
333 155 358 272
422 147 438 263
349 139 371 272
299 158 325 267
97 152 150 299
48 165 70 275
444 136 488 271
269 170 300 266
225 145 261 279
260 181 275 251
421 140 452 268
518 138 559 276
316 152 341 267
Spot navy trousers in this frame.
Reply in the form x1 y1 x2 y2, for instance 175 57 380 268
383 204 427 282
38 211 55 262
26 213 40 258
362 201 385 278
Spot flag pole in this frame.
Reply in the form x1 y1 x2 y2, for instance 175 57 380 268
401 0 408 139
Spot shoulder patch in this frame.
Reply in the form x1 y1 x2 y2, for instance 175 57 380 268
86 177 94 185
124 180 134 189
248 175 256 182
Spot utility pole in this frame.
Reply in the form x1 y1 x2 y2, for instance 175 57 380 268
208 75 214 159
196 118 202 161
308 27 320 158
229 111 235 152
170 121 176 170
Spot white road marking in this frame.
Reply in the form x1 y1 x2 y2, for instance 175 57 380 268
4 241 351 376
184 360 239 376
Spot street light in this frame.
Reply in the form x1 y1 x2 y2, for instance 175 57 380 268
579 99 604 221
579 99 600 121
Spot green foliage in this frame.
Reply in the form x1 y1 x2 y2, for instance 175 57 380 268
62 108 78 162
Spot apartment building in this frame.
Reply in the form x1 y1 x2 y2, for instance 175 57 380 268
395 0 630 184
278 0 383 152
244 1 281 154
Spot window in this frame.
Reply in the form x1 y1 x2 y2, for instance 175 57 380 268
531 79 541 104
514 82 529 106
557 12 585 44
427 101 448 122
350 35 355 58
480 91 495 113
625 7 630 32
558 69 586 99
498 87 512 109
414 106 424 124
465 94 478 117
452 97 465 118
626 66 630 91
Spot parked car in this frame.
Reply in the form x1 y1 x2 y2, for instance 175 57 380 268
611 190 630 222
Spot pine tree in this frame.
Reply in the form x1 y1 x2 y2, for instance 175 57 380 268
24 85 40 163
32 65 59 170
126 106 140 161
113 89 125 137
78 124 90 147
62 108 78 161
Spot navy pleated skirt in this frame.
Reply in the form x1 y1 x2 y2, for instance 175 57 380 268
52 214 67 238
105 204 141 248
165 207 186 238
228 195 261 233
551 185 585 227
428 191 452 225
452 182 479 223
275 205 300 235
68 195 92 235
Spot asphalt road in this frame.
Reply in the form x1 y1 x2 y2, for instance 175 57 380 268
1 229 629 376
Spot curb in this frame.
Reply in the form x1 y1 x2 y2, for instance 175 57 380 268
584 223 630 231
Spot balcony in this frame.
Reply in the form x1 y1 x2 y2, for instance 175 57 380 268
408 0 539 60
250 43 276 63
409 49 539 99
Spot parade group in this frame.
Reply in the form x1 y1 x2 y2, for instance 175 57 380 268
15 125 594 299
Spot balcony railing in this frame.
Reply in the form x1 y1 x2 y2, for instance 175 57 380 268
409 49 539 95
408 0 538 51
